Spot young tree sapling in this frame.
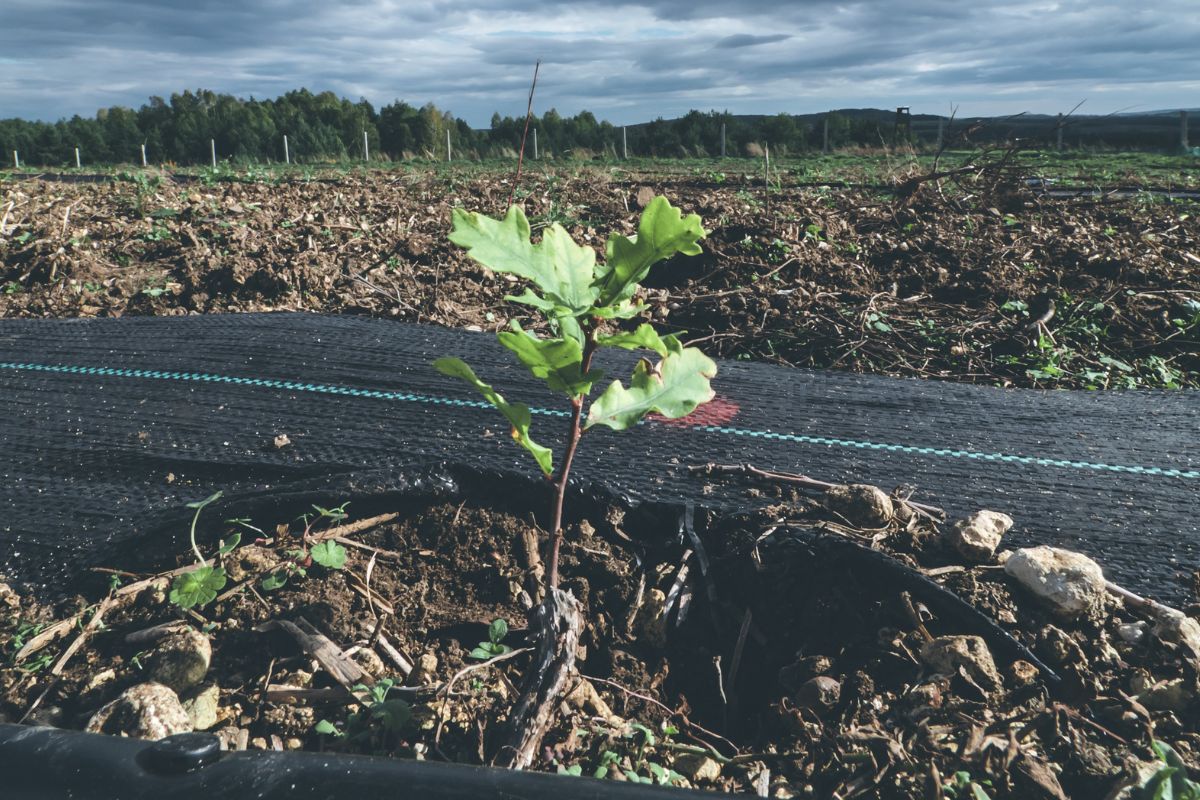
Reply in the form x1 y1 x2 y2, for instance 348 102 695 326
434 195 716 767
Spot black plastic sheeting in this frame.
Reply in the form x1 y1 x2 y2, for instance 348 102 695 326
0 724 716 800
1 313 1197 600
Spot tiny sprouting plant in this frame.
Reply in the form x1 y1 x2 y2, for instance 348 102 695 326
469 618 513 660
1135 740 1200 800
169 491 227 609
942 770 993 800
260 502 349 591
436 196 716 591
315 678 412 748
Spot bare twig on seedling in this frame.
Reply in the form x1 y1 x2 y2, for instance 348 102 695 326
507 60 541 210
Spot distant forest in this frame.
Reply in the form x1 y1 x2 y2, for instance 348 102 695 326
0 88 1193 167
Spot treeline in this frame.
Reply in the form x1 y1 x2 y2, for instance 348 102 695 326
0 89 927 167
1 88 1188 167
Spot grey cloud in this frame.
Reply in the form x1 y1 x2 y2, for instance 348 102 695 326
0 0 1197 125
715 34 791 49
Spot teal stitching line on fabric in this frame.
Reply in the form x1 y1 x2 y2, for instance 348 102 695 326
2 359 1197 480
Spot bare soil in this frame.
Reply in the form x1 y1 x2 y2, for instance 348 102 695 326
3 477 1199 799
2 168 1196 389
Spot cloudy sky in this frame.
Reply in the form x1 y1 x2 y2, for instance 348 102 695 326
2 0 1197 125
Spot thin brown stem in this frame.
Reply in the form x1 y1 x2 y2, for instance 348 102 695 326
546 328 597 589
506 60 541 210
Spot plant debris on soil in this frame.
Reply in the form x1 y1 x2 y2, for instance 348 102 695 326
2 161 1199 798
3 471 1200 799
2 166 1196 390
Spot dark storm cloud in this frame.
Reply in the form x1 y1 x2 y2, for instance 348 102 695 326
1 0 1197 125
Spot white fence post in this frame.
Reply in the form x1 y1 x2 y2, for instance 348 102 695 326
140 144 147 167
447 129 452 162
363 130 369 161
284 135 290 165
533 128 538 159
12 151 18 168
622 126 628 159
210 139 216 168
75 147 81 169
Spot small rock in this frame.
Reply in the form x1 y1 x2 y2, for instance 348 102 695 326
272 433 291 449
409 653 438 686
1039 625 1088 668
778 654 834 693
285 737 304 750
82 668 118 695
632 589 668 648
793 676 841 711
351 647 386 679
947 510 1012 562
1137 677 1195 712
149 628 212 693
250 737 268 750
181 683 220 731
920 635 1002 691
825 484 894 528
0 582 19 610
900 679 947 719
634 186 657 209
674 753 722 783
86 683 193 739
1005 546 1106 619
565 678 620 723
1152 611 1200 666
1008 660 1041 688
1117 621 1149 645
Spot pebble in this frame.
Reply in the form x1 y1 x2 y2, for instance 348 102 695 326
86 682 193 739
825 484 894 528
674 753 722 783
1117 621 1148 645
947 510 1012 562
1005 546 1106 620
920 635 1002 691
633 589 668 648
149 628 212 693
793 676 841 712
182 683 221 731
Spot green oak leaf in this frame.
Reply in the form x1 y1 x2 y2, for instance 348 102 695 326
169 565 227 609
505 289 584 344
596 323 684 357
595 196 707 306
585 343 717 431
434 356 553 475
498 322 603 398
450 206 599 312
310 540 347 569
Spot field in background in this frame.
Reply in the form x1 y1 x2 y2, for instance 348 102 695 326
3 154 1197 390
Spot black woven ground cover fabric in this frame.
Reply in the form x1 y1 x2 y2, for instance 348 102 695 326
1 313 1196 600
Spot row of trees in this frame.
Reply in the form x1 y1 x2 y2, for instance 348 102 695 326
4 88 1187 167
0 88 934 167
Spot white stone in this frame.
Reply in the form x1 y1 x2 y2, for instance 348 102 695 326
1004 546 1106 619
86 682 192 739
920 635 1002 691
948 511 1013 563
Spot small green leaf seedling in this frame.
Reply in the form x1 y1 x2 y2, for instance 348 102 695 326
436 196 716 589
169 491 227 609
1134 740 1200 800
469 618 513 660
